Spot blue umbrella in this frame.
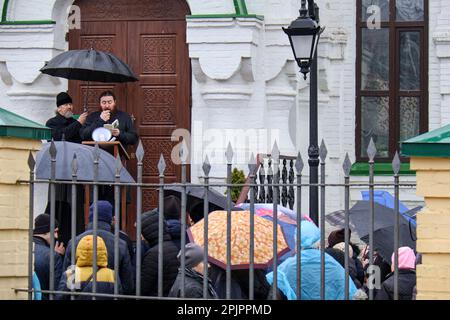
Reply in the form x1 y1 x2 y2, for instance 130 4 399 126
361 190 421 226
361 190 409 213
36 141 134 183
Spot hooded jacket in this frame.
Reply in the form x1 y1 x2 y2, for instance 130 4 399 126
266 220 358 300
141 210 180 296
61 221 134 295
57 235 119 299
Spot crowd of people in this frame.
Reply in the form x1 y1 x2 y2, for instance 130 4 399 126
33 196 418 300
32 91 418 300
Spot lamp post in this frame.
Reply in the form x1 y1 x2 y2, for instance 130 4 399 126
283 0 324 225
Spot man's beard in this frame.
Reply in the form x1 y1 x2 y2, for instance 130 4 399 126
63 111 74 119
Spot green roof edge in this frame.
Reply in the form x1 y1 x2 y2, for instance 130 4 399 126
0 107 51 140
401 125 450 158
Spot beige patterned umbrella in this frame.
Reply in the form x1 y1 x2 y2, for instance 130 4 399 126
187 210 289 270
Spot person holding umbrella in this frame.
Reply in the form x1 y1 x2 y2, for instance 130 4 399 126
45 92 88 143
80 91 138 148
44 92 88 245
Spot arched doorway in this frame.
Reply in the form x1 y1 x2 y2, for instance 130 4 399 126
69 0 191 237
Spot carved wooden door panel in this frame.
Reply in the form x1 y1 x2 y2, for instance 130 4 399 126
127 20 191 218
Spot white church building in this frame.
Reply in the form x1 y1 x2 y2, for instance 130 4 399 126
0 0 445 214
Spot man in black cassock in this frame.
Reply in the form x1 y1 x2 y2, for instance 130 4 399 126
80 91 138 223
44 92 88 245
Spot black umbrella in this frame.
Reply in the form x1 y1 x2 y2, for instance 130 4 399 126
347 201 412 238
327 200 416 263
40 49 138 111
164 184 234 223
360 224 416 263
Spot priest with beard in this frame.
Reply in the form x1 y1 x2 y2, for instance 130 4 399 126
80 90 138 223
46 92 88 143
44 92 88 246
80 90 138 148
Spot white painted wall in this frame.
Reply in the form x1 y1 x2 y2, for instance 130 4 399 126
1 0 441 216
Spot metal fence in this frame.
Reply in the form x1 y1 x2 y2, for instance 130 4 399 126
16 137 417 300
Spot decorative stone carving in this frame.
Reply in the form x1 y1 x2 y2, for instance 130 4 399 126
187 17 262 109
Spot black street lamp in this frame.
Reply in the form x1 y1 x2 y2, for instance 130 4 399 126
283 0 324 225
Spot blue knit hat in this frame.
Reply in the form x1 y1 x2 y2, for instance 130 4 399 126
88 201 113 224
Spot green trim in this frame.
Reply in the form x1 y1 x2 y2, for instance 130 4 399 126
234 0 248 15
0 20 56 25
350 162 416 176
0 107 51 141
402 143 450 158
0 126 51 140
1 0 55 25
187 0 263 21
186 14 264 21
1 0 9 22
401 125 450 158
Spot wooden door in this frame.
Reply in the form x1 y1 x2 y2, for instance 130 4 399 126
69 0 191 238
68 21 128 115
127 21 191 222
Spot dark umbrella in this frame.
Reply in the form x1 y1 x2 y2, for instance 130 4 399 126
40 49 138 111
327 200 416 264
36 141 134 183
164 184 234 223
346 201 412 238
360 224 416 263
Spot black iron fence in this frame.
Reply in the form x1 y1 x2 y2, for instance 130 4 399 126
16 138 417 300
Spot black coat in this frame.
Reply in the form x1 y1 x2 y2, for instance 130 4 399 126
169 268 218 299
46 113 83 143
141 211 180 296
45 114 85 245
60 221 135 295
208 265 271 300
80 110 138 147
375 269 416 300
33 236 64 300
